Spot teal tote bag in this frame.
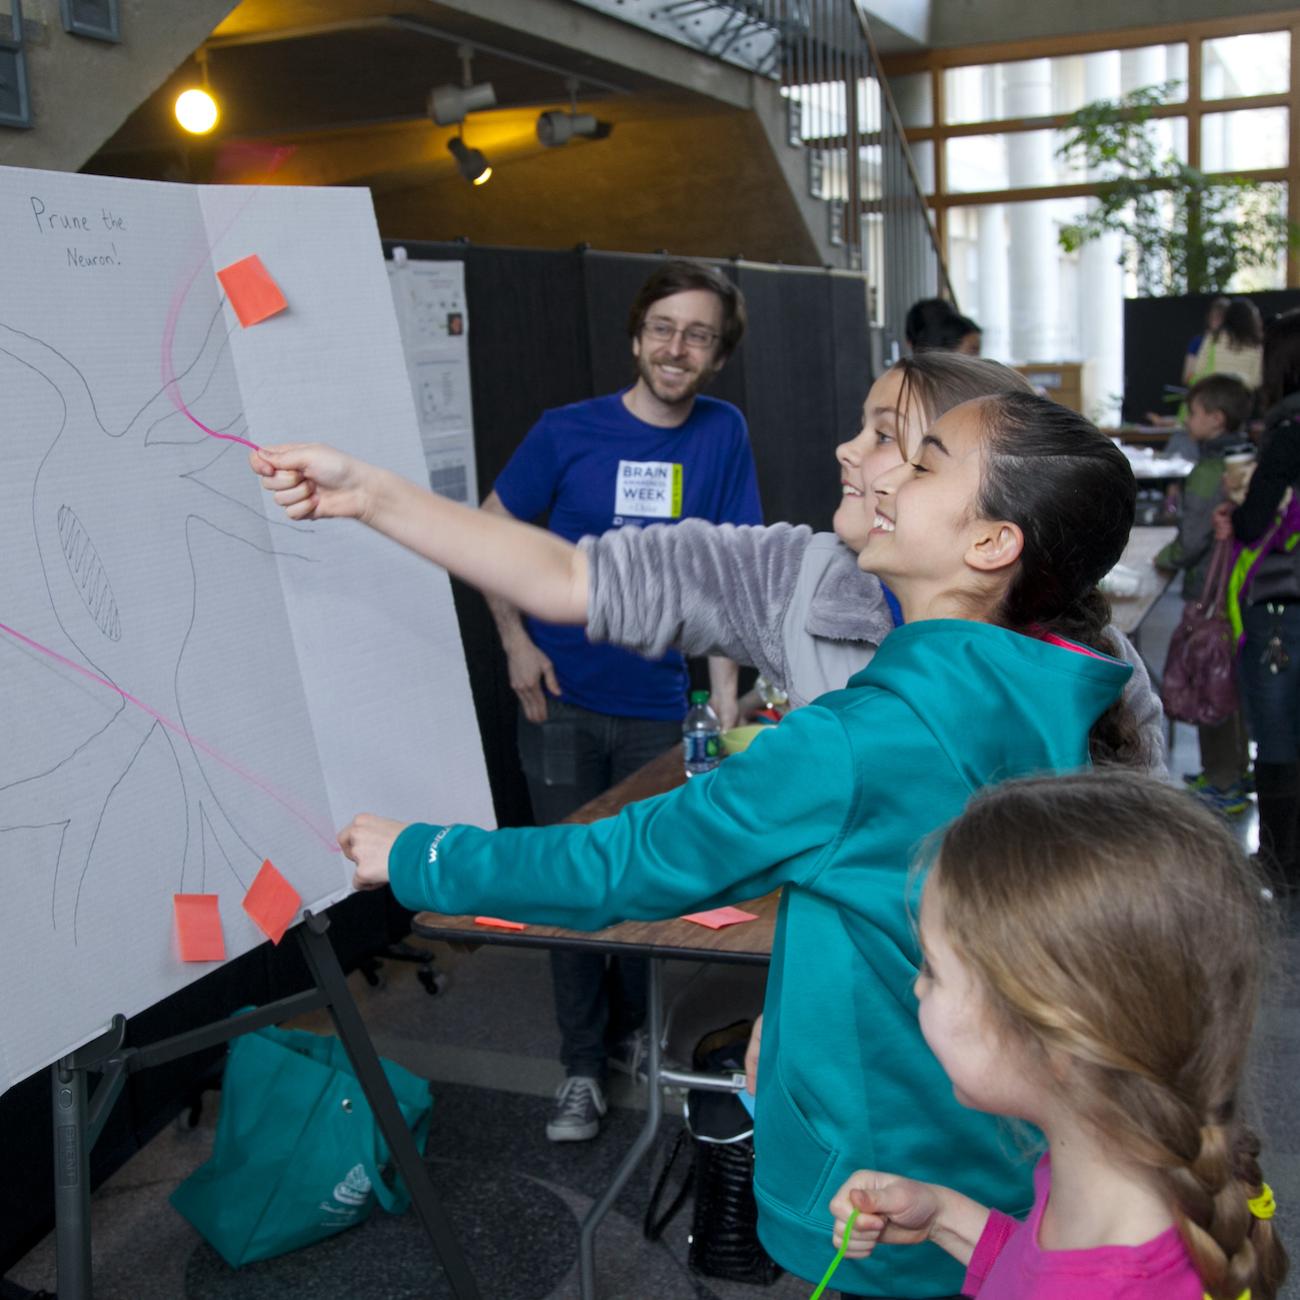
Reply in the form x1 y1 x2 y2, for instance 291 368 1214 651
170 1022 434 1267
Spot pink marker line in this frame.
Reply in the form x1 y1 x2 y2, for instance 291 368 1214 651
0 619 340 854
160 199 261 452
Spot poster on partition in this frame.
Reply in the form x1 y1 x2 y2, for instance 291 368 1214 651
387 255 479 505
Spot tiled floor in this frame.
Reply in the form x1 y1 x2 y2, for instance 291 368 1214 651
6 583 1297 1299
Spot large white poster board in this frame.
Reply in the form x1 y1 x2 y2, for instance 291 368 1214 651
0 167 495 1095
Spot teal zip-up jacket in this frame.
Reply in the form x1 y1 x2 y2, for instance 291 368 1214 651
389 620 1132 1296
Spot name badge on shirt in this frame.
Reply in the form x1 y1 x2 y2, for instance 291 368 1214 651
614 460 682 519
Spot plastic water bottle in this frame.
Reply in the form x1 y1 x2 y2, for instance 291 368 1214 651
682 689 722 777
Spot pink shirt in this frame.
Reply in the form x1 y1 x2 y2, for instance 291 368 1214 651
963 1157 1204 1299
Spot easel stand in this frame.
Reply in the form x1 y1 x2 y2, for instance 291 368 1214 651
46 909 479 1300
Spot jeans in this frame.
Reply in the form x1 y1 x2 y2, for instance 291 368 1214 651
517 699 682 1080
1240 601 1300 763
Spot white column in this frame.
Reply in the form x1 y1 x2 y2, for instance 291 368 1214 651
1003 59 1057 361
977 204 1010 361
1120 45 1168 97
1079 51 1124 423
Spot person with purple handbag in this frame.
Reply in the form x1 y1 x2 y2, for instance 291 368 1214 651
1157 375 1254 815
1215 310 1300 888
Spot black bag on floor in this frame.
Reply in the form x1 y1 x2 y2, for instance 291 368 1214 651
643 1021 782 1287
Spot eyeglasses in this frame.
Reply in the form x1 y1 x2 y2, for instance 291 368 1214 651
641 317 720 350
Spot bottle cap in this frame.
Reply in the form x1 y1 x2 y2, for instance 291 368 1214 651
689 689 710 704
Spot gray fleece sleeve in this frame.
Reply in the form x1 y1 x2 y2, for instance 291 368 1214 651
582 520 815 684
1108 625 1168 773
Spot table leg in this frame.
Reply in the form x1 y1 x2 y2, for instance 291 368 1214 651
578 956 664 1300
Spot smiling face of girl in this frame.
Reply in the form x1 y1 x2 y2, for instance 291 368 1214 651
832 368 926 554
861 397 1024 623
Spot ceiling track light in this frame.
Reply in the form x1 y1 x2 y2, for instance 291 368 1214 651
536 77 611 148
536 111 601 147
428 43 496 126
447 134 492 186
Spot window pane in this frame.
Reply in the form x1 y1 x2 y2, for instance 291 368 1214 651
942 45 1186 126
890 72 932 128
1202 108 1289 171
1203 32 1289 100
908 139 935 194
860 140 933 199
945 120 1186 194
1225 183 1288 292
944 196 1122 420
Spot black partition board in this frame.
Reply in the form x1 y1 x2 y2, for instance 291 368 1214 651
1122 289 1300 422
733 265 843 534
829 273 873 448
378 243 872 827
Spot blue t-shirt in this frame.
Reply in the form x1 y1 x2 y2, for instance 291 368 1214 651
494 390 762 719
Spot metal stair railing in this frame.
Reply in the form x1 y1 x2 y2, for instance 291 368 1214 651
565 0 954 340
774 0 954 335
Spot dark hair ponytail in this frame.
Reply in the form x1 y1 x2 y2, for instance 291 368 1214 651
974 392 1143 764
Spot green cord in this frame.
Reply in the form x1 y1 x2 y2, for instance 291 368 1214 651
809 1206 859 1299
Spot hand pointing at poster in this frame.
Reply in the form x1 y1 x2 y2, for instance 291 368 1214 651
338 812 406 891
251 443 376 521
251 444 588 624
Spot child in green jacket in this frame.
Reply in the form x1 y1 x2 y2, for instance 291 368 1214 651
1156 373 1254 813
255 392 1142 1297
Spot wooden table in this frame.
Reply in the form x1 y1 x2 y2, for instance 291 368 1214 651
412 747 778 1300
1107 525 1178 648
1101 425 1173 449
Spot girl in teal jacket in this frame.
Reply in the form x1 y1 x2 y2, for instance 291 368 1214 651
256 391 1140 1297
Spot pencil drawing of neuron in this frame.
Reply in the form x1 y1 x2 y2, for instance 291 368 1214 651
1 171 493 1093
0 302 323 945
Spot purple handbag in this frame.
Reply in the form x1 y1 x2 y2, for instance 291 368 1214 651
1161 538 1240 726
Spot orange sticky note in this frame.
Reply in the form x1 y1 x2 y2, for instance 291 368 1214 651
216 254 288 328
242 859 301 945
682 906 759 931
174 894 226 962
474 916 527 932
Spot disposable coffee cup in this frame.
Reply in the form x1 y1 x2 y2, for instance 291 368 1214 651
1223 448 1257 504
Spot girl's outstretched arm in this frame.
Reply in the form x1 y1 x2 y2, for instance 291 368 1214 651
250 443 587 623
829 1170 991 1267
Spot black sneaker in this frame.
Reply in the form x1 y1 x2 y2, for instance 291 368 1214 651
546 1075 606 1142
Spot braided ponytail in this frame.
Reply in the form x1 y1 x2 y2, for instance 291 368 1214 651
933 771 1289 1300
1096 1096 1282 1299
972 393 1144 765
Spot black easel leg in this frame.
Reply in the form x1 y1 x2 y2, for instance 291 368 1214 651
296 912 480 1300
51 1062 92 1300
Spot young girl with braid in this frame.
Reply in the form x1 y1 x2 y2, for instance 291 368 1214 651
830 768 1288 1300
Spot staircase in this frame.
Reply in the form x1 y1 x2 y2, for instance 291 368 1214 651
568 0 954 342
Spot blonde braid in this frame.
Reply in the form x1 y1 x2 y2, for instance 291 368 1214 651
1073 1072 1281 1299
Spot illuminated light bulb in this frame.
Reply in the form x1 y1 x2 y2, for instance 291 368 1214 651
472 166 492 186
175 88 219 135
